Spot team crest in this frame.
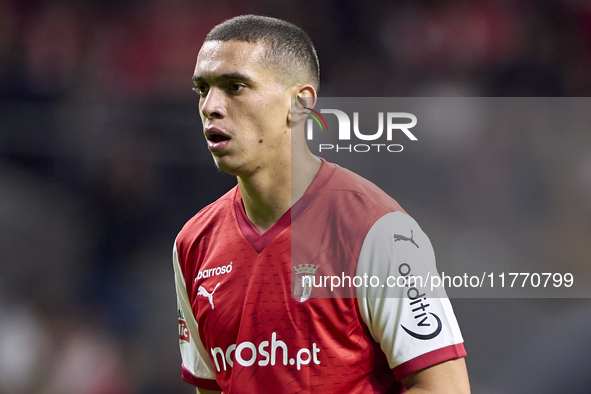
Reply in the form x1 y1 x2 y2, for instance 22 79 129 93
292 264 318 303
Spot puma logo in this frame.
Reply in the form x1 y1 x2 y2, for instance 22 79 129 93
197 283 221 309
393 230 419 248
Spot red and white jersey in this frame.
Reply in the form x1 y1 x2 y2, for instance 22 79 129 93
173 160 466 393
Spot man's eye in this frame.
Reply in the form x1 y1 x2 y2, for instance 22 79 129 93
229 83 245 93
192 85 208 96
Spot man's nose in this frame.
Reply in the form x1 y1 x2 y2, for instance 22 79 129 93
201 88 226 119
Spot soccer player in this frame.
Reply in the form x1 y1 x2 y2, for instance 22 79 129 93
173 15 470 394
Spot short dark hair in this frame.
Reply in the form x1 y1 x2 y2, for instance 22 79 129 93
205 15 320 91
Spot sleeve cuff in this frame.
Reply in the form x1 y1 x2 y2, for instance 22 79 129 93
181 363 222 391
392 343 467 381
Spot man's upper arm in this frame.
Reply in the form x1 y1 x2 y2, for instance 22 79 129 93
401 358 470 393
173 241 222 391
356 211 467 381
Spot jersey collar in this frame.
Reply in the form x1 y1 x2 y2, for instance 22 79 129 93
233 158 337 253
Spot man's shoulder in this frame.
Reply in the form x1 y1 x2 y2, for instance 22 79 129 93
176 186 238 246
323 161 406 215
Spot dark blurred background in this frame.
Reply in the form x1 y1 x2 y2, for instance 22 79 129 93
1 0 590 393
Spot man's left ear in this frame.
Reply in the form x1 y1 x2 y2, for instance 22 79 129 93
289 85 317 124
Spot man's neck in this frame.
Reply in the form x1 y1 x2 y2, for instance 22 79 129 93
238 153 321 233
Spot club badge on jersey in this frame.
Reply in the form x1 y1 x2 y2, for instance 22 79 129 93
292 264 318 302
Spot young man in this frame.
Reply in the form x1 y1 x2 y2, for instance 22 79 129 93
173 15 470 394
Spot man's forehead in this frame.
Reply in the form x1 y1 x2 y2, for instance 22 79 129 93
194 40 267 78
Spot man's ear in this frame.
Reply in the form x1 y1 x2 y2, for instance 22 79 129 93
289 85 317 124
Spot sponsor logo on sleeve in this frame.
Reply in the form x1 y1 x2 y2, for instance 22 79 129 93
178 309 190 343
397 263 442 340
393 230 419 248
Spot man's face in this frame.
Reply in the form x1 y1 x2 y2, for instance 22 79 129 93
193 40 294 176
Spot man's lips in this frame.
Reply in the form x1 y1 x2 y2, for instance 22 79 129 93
204 127 231 151
204 127 231 141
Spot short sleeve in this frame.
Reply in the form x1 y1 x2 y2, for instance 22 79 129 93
173 243 222 391
355 211 466 381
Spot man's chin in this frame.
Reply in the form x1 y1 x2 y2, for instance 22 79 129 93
213 157 241 176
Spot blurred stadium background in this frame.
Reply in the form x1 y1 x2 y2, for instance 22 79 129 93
1 0 590 393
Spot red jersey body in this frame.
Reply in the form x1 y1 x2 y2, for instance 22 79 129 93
174 160 466 393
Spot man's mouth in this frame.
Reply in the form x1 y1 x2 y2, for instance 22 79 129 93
208 133 231 143
205 128 232 152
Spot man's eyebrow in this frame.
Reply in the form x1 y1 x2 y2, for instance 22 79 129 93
192 72 252 84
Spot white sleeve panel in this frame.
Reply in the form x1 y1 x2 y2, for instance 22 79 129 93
355 211 464 369
173 243 217 380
